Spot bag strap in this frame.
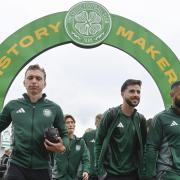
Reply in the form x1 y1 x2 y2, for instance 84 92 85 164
109 107 117 120
106 107 119 128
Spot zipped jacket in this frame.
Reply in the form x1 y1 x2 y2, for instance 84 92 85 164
144 107 180 179
0 93 69 169
52 136 90 180
95 105 147 177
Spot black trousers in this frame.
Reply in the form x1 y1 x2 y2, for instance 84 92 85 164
4 163 51 180
89 176 99 180
77 176 98 180
104 170 139 180
77 175 98 180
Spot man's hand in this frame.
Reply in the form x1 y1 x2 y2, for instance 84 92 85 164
44 138 66 153
82 172 89 180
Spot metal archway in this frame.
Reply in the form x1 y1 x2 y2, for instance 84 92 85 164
0 2 179 109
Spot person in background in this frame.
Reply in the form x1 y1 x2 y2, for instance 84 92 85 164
83 114 103 180
84 128 94 133
0 64 69 180
144 80 180 180
0 148 12 179
0 148 12 166
95 79 147 180
52 114 90 180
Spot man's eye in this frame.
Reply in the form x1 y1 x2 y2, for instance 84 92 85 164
129 90 135 93
27 76 33 80
36 77 42 81
27 76 42 81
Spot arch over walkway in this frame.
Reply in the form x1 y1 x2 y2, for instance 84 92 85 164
0 9 179 109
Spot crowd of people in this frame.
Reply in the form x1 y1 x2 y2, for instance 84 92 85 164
0 64 179 180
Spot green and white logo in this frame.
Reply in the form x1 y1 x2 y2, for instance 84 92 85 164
64 1 112 46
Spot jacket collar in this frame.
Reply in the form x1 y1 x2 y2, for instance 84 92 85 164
23 93 46 104
119 105 137 118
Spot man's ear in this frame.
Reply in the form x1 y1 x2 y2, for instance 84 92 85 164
170 90 174 98
121 91 124 97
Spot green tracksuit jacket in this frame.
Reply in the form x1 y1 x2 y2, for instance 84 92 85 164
95 105 147 177
83 129 97 177
144 107 180 179
0 93 69 169
52 136 90 180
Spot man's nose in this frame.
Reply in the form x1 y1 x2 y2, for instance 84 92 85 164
134 91 140 97
32 77 38 82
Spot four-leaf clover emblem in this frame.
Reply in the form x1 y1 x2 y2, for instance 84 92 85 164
75 11 102 36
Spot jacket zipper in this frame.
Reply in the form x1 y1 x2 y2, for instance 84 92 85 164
30 105 35 168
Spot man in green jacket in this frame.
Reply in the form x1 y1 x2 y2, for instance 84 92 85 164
52 114 90 180
95 79 147 180
144 80 180 180
83 113 102 180
0 64 69 180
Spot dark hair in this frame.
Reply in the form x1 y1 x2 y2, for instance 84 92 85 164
25 64 46 80
64 114 76 123
121 79 142 92
171 80 180 90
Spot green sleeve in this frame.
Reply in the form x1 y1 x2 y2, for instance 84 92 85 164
140 114 147 146
81 139 90 173
82 133 87 144
0 102 12 132
138 114 147 178
53 105 69 150
144 114 163 178
95 110 110 174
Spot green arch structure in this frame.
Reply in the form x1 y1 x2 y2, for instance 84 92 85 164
0 12 179 109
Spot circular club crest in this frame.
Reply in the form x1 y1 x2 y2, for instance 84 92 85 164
43 109 52 117
65 1 112 46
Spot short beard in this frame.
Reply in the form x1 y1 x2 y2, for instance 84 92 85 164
125 98 139 107
174 98 180 108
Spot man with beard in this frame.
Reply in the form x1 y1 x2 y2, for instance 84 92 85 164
144 80 180 180
95 79 147 180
